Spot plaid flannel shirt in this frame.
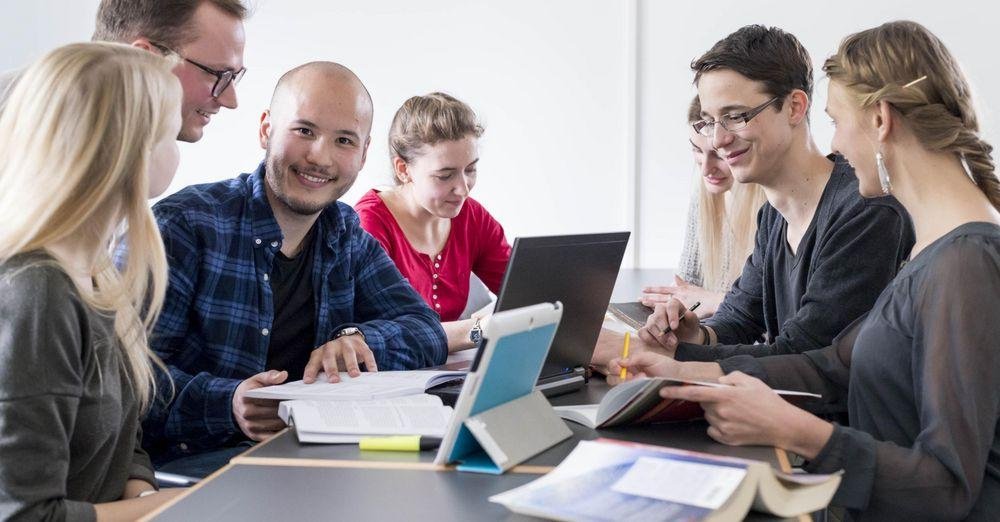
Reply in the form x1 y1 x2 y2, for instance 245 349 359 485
141 163 447 463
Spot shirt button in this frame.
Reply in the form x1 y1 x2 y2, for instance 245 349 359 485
434 263 440 268
179 443 189 451
433 295 438 299
435 304 441 309
261 328 270 336
433 274 438 279
436 255 442 260
254 238 262 245
263 273 269 282
432 285 437 290
270 241 279 248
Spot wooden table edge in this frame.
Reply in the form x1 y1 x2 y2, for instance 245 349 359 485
137 460 238 521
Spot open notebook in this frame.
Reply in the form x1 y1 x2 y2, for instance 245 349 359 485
245 370 466 401
491 439 841 521
278 394 452 444
554 377 821 429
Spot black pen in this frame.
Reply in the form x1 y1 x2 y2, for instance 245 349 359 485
655 300 701 335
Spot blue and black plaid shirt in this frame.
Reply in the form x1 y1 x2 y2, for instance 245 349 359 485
142 163 447 462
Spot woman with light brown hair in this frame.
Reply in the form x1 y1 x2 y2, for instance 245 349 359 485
614 21 1000 519
0 42 186 519
642 97 767 317
357 92 511 352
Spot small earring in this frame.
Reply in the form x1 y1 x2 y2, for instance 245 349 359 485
876 150 892 195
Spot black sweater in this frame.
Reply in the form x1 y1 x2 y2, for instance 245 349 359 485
676 155 914 361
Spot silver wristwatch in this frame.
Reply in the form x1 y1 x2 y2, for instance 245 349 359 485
469 318 483 345
334 326 365 340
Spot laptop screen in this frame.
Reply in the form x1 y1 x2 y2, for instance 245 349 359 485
494 232 630 379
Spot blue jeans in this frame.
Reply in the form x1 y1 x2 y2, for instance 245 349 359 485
156 441 255 482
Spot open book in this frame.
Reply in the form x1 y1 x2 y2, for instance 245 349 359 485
279 394 452 444
245 370 466 401
607 301 654 330
491 439 841 521
554 377 820 429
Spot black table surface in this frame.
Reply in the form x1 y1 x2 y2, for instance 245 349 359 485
151 268 798 521
235 379 784 470
152 463 541 521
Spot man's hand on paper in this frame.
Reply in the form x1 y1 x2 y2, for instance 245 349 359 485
303 334 378 384
233 370 288 441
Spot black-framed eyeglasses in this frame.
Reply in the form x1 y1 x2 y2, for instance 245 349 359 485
692 96 781 137
150 42 246 98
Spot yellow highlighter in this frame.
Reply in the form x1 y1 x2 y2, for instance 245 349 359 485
619 332 631 380
358 435 442 452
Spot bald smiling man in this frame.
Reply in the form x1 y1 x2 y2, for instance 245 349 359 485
139 62 447 478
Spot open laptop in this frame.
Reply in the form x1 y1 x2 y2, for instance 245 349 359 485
433 231 630 400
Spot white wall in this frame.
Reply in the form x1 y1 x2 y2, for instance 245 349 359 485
3 1 998 270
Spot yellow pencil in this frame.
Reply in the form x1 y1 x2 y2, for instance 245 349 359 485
619 332 631 379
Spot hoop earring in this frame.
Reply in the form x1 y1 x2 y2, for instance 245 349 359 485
876 150 892 195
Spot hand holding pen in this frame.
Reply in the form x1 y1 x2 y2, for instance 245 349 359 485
638 299 702 353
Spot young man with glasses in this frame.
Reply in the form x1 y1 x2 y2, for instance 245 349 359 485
611 25 914 367
92 0 247 143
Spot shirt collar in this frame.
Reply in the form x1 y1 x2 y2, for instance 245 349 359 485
245 161 348 250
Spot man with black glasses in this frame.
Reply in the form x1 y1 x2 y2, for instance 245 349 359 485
2 0 247 143
92 0 247 142
598 25 914 368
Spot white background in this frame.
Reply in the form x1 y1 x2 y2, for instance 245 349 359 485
3 0 997 269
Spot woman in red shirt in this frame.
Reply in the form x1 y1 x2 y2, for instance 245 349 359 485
356 92 511 352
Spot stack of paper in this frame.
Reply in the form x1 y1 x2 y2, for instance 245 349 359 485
278 394 452 444
244 370 465 444
245 370 466 401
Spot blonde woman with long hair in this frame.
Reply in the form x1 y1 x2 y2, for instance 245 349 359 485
616 21 1000 519
642 97 766 318
0 43 186 519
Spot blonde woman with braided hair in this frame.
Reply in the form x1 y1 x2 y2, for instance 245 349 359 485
612 21 1000 519
0 43 186 519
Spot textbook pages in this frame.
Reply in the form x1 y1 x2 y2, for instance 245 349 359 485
554 377 820 429
279 394 452 443
490 439 841 522
245 370 466 401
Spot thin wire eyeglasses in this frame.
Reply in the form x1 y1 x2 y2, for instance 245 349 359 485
692 96 781 137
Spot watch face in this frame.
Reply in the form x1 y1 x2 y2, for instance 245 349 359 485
338 327 361 338
470 326 483 344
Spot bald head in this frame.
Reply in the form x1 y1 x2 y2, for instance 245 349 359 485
258 61 374 218
269 61 373 135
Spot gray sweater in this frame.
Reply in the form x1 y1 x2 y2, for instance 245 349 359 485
723 222 1000 520
0 254 156 521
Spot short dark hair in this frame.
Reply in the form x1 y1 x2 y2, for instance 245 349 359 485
687 96 701 123
691 25 813 112
93 0 247 48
